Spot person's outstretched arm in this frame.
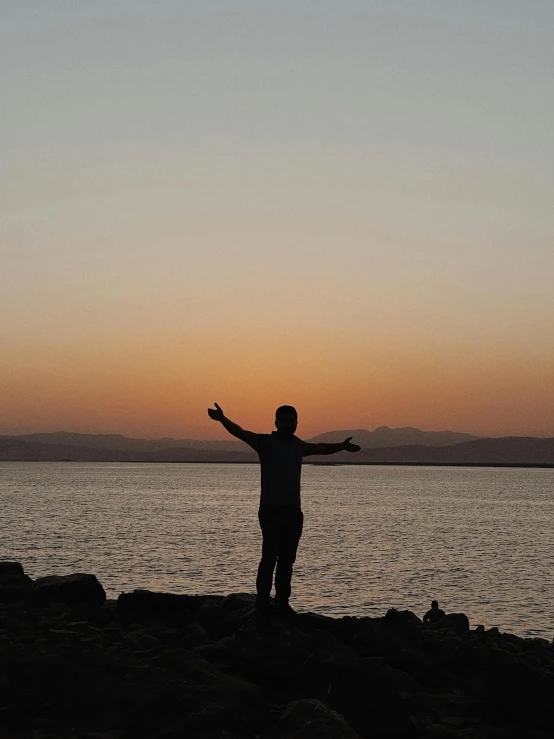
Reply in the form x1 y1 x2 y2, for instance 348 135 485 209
207 403 258 451
303 437 361 456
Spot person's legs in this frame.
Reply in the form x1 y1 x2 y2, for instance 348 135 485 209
275 507 303 607
256 507 280 607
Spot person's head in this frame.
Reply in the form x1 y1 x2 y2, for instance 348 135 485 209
431 600 439 609
275 405 298 436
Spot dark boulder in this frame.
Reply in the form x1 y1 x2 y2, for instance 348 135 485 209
382 609 423 642
441 641 514 671
89 599 118 628
180 622 211 649
116 589 193 626
383 609 422 628
0 562 26 577
292 653 420 708
152 645 267 732
220 592 257 614
32 573 106 609
0 561 33 605
270 698 362 739
329 657 417 737
289 655 335 702
225 616 338 683
155 702 258 739
381 632 452 690
483 661 554 729
194 641 232 667
192 593 257 639
422 635 462 665
439 613 470 633
133 633 162 656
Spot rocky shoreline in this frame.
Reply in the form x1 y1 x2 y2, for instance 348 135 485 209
1 563 553 739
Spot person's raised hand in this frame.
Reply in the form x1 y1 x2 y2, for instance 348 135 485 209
207 403 225 422
343 437 361 452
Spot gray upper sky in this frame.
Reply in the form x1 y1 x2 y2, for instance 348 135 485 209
4 1 553 272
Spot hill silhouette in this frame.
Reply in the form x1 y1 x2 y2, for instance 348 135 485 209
11 432 243 453
5 427 475 454
0 437 139 462
309 426 477 447
0 437 254 463
1 432 553 465
307 437 554 466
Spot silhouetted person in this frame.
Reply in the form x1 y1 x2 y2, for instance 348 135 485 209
207 403 361 620
423 600 445 623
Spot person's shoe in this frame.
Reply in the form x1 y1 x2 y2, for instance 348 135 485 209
274 601 297 622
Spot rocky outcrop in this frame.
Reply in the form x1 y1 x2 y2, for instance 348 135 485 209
1 562 553 739
439 613 470 634
31 572 106 608
270 698 362 738
0 561 33 605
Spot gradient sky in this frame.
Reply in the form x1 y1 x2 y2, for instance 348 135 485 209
2 1 553 440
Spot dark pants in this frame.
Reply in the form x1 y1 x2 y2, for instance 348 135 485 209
256 505 304 604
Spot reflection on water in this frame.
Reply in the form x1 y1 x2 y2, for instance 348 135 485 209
1 462 553 638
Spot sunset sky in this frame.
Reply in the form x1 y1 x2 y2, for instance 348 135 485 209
2 1 553 440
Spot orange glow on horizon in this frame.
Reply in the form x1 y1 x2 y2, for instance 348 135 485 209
2 319 553 440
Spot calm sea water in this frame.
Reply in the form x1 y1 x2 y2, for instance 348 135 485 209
1 462 553 638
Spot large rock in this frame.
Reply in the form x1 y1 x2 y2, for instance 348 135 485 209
328 657 417 737
191 594 225 625
381 608 423 635
439 640 513 671
224 617 318 682
383 609 422 628
0 561 33 605
116 589 193 626
290 655 335 701
0 562 26 577
292 653 419 706
180 622 211 649
270 699 362 739
152 645 267 732
194 641 232 667
483 661 554 729
155 702 259 739
380 632 452 690
32 573 106 609
439 613 470 633
220 592 257 614
382 609 423 643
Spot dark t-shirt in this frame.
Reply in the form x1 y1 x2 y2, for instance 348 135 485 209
255 431 311 509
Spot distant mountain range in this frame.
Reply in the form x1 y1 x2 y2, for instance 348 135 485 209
1 428 553 465
0 437 254 463
6 432 243 454
309 426 477 447
309 437 554 466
